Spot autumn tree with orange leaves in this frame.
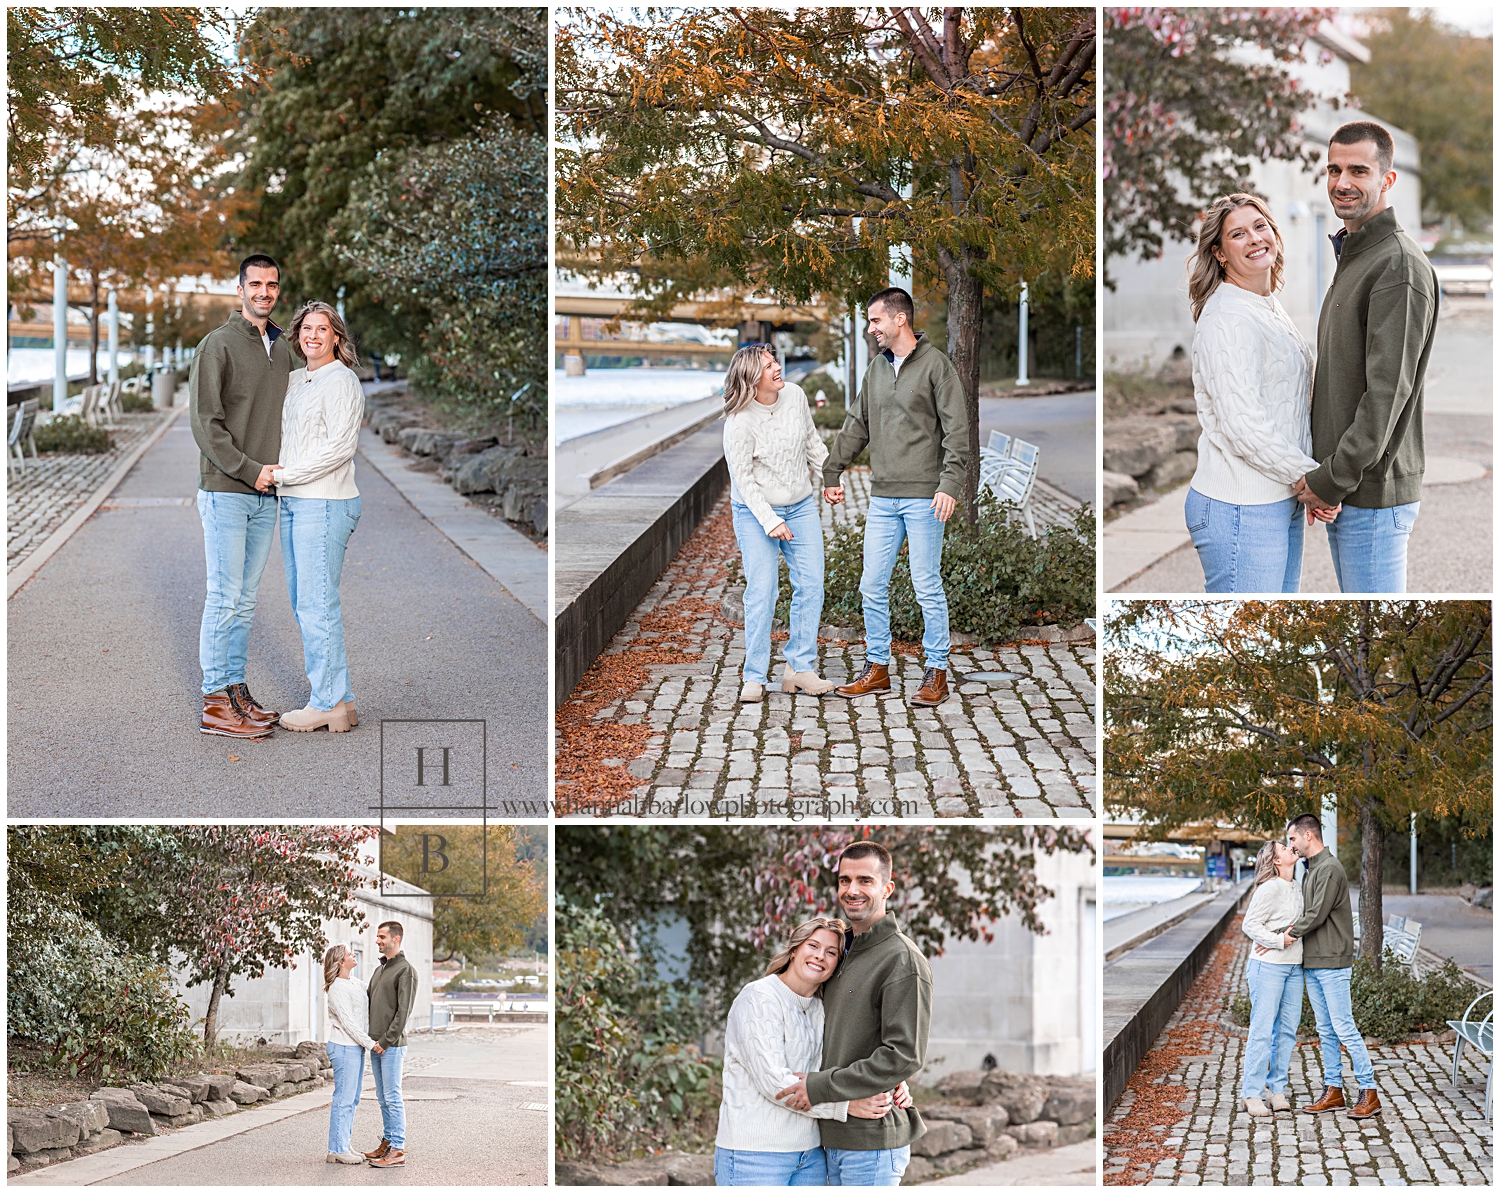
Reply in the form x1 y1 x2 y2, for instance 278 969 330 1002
1104 600 1492 968
557 7 1095 522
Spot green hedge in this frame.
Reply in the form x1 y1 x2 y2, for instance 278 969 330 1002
35 415 111 454
775 492 1096 644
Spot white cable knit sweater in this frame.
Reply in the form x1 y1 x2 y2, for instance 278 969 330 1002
272 360 364 499
1189 283 1319 506
724 382 829 534
326 975 377 1049
715 974 849 1153
1241 877 1304 965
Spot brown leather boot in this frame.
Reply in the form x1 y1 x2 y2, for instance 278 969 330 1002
911 667 949 706
363 1139 390 1160
1347 1088 1381 1119
1302 1086 1346 1113
201 691 272 739
836 661 891 698
229 683 279 727
367 1148 405 1168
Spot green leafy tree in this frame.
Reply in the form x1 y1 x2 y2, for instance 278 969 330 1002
1104 600 1492 967
1103 7 1335 273
379 825 547 965
1349 10 1492 232
558 6 1095 522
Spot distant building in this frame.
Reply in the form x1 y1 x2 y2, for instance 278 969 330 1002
1105 21 1423 372
172 865 435 1046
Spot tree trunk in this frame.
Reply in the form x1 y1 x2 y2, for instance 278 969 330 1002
202 963 231 1053
1358 802 1384 971
89 278 100 385
939 246 983 526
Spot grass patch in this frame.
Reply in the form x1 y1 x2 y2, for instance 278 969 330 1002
1104 370 1195 421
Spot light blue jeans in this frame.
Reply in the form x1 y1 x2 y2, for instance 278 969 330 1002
1184 488 1304 593
370 1044 406 1148
279 496 361 710
826 1145 911 1186
714 1146 827 1185
326 1041 365 1154
1240 960 1303 1098
861 496 949 669
731 493 824 685
1304 966 1376 1090
198 490 279 695
1324 501 1419 594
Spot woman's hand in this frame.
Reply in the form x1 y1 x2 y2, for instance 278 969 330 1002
893 1081 912 1110
255 464 279 492
768 521 794 541
847 1091 894 1119
1311 503 1341 524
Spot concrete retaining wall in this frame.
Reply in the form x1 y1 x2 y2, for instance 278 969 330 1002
554 425 728 706
1103 880 1253 1112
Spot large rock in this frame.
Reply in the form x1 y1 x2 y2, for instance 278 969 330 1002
1166 413 1201 451
933 1069 986 1102
228 1081 267 1106
1056 1121 1095 1146
129 1085 191 1117
170 1075 211 1104
1041 1078 1095 1126
931 1146 991 1175
980 1070 1049 1125
269 1082 296 1099
202 1073 238 1101
921 1103 1010 1147
1103 469 1139 507
72 1128 123 1157
401 429 465 458
202 1099 238 1119
1103 417 1180 478
52 1100 110 1138
89 1090 156 1135
903 1155 936 1184
501 480 548 525
294 1040 330 1067
911 1118 972 1157
1006 1119 1059 1146
236 1064 288 1088
7 1108 82 1154
1143 449 1197 491
452 446 547 497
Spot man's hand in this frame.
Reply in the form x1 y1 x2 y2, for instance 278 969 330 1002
254 464 279 493
776 1076 811 1112
823 486 844 505
372 1043 385 1055
768 521 794 541
1283 931 1296 950
930 491 957 522
1292 475 1337 515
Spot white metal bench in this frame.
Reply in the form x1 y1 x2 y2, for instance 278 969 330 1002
988 437 1042 537
1448 989 1492 1122
1384 915 1423 976
9 400 40 477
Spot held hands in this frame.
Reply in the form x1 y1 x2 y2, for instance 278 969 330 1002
372 1043 385 1055
823 486 845 506
768 521 794 541
1292 476 1340 524
776 1075 811 1113
254 464 280 493
778 1076 911 1117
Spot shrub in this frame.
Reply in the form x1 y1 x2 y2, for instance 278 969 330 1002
35 415 111 454
779 491 1096 642
120 388 154 412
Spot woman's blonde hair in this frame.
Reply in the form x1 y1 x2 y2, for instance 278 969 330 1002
1252 841 1283 888
290 300 359 368
1187 193 1285 323
721 343 773 417
323 943 349 993
764 915 848 997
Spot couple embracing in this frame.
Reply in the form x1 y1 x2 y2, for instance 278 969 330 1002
1240 814 1380 1123
713 841 930 1186
723 286 968 710
190 253 365 739
1186 120 1438 594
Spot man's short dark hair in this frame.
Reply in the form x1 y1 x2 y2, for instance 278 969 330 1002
238 253 280 286
1287 814 1323 841
1330 121 1395 176
378 920 404 939
868 286 915 327
838 841 893 882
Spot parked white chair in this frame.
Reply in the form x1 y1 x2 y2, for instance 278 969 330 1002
1447 989 1493 1122
9 399 40 477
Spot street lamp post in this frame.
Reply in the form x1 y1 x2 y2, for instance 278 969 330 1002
107 289 120 386
1016 280 1030 387
53 251 69 412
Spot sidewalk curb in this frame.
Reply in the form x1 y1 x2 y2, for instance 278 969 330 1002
8 407 184 600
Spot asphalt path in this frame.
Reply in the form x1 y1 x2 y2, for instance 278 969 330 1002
978 391 1096 503
96 1027 547 1186
7 418 547 815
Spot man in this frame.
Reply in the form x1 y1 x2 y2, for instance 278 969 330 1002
1293 121 1439 593
364 920 419 1169
776 842 931 1186
190 253 291 738
1267 814 1379 1119
823 287 969 707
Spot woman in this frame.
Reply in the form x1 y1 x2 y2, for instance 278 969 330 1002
714 916 908 1186
269 301 365 732
324 943 377 1163
1185 193 1339 593
1240 840 1305 1117
723 343 834 702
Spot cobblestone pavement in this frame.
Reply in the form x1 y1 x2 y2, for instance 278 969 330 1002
1105 923 1494 1186
7 411 174 571
557 468 1096 819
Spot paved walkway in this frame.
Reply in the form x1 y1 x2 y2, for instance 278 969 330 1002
928 1139 1097 1185
556 469 1096 819
7 410 175 570
1104 922 1494 1186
